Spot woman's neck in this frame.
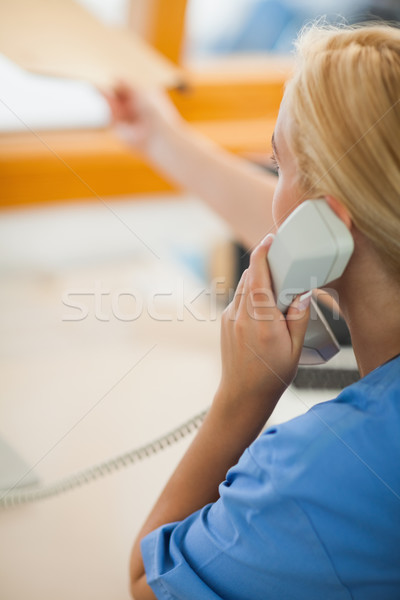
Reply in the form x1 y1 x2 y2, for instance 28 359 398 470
333 235 400 378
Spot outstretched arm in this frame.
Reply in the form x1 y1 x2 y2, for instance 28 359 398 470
104 84 277 249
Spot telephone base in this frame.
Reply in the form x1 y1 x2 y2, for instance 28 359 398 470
0 435 39 491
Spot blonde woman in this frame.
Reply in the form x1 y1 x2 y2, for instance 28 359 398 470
108 23 400 599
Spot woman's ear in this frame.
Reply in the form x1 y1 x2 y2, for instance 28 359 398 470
325 195 353 230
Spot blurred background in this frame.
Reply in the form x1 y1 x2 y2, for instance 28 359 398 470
0 1 397 599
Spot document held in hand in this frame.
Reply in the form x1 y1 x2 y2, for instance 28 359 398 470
0 0 185 90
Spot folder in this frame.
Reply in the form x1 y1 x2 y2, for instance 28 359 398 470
0 0 185 90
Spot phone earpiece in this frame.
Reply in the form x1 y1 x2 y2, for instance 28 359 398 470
268 199 354 364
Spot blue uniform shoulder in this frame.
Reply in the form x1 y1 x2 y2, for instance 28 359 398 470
249 353 400 486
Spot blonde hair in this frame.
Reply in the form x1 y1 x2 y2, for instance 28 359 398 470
285 23 400 278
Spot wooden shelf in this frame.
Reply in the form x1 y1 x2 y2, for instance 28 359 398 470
0 114 276 208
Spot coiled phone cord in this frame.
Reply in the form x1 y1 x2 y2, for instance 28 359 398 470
0 408 208 509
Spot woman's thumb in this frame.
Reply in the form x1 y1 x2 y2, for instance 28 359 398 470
286 291 312 354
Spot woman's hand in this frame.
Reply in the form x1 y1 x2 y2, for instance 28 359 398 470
216 234 311 417
102 82 183 156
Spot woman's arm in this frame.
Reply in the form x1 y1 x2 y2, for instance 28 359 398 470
104 84 277 249
129 236 311 599
129 397 270 599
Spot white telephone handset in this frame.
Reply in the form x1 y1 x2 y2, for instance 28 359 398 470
268 199 354 365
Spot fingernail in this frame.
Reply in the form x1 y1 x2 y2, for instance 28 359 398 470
261 233 275 247
296 291 312 311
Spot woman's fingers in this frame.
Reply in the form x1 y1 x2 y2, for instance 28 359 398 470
285 292 312 355
227 234 278 323
240 234 278 321
226 267 248 321
100 81 139 123
248 234 274 290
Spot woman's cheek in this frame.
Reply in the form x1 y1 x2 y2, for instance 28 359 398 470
272 179 286 228
272 192 279 229
272 176 303 229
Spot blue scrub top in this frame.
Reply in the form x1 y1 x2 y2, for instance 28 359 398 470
142 355 400 599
